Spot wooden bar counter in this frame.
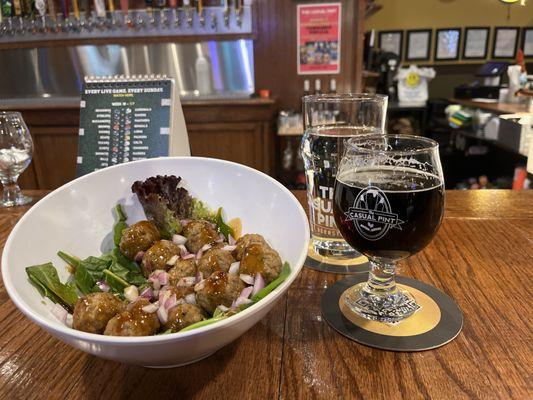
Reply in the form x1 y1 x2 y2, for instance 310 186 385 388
0 190 531 399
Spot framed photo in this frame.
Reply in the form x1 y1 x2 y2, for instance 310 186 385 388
406 29 432 61
378 30 403 58
492 27 519 59
463 27 489 59
435 28 461 61
522 27 533 57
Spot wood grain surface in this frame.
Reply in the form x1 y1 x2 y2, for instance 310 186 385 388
0 190 532 400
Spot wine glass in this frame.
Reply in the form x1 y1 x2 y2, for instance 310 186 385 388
333 134 445 323
0 112 34 207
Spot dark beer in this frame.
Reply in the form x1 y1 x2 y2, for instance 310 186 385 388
333 167 444 261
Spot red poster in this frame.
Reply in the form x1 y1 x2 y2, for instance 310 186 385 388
297 3 341 75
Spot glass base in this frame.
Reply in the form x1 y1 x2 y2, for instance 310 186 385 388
312 237 360 258
344 282 420 324
0 194 32 208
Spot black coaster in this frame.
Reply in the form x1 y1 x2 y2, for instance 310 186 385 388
321 275 463 351
305 244 370 274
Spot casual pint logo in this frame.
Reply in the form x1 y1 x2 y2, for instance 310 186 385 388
344 186 403 241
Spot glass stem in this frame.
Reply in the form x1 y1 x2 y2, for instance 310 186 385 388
363 258 399 298
1 177 21 205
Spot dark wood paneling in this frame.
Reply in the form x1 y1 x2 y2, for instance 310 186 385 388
254 0 365 111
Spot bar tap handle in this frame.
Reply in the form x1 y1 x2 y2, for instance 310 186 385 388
106 0 116 29
71 0 81 31
195 0 203 26
145 0 155 28
13 0 24 33
182 0 192 27
157 0 167 28
222 0 229 27
79 0 91 31
93 0 106 29
58 0 72 31
168 0 178 27
235 0 242 27
35 0 47 32
209 10 215 29
46 0 57 31
119 0 130 28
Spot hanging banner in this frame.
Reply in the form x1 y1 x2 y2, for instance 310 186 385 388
297 2 341 75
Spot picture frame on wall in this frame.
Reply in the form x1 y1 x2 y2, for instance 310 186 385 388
406 29 432 61
492 27 519 59
522 27 533 57
378 30 403 59
462 27 490 59
434 28 461 61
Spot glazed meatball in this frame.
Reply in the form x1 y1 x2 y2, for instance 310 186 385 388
164 285 195 300
104 298 161 336
119 220 160 260
72 292 125 334
196 271 244 314
168 258 197 285
197 247 234 278
239 242 282 284
233 234 268 261
183 220 219 254
141 240 179 277
163 303 206 332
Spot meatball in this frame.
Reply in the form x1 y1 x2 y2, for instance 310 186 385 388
72 292 125 334
163 303 206 332
196 271 244 314
233 234 268 261
164 285 195 300
119 220 160 260
141 240 179 277
239 242 282 284
104 298 161 336
183 220 219 254
197 247 234 278
168 258 197 285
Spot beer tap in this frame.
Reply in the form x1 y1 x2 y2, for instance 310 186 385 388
195 0 204 27
93 0 106 29
235 0 242 27
209 10 216 29
0 0 8 36
168 0 178 28
46 0 57 31
183 0 192 28
157 0 167 29
106 0 116 30
13 0 24 34
119 0 131 28
222 0 229 28
60 0 73 31
35 0 46 32
145 0 155 28
71 0 81 31
79 0 92 31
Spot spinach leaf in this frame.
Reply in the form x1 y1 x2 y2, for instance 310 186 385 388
74 264 95 295
103 269 129 293
215 207 234 240
26 263 79 312
57 251 81 269
113 204 128 247
108 250 147 286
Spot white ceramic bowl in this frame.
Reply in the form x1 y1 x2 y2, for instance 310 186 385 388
2 157 309 367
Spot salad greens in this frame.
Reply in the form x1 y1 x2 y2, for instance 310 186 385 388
26 263 78 312
214 207 234 240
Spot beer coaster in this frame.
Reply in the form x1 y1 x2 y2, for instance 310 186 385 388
305 243 370 274
321 275 463 351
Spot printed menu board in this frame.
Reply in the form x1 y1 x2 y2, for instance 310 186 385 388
76 77 173 177
297 3 341 75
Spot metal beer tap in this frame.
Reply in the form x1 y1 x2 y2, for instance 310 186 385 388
183 0 192 28
195 0 204 27
222 0 230 27
235 0 242 27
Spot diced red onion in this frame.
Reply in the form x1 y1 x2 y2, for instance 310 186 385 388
65 314 73 328
252 273 266 296
157 306 168 324
124 285 139 302
239 286 254 299
185 293 196 304
221 245 236 252
228 235 236 246
134 251 145 264
140 287 153 299
164 294 177 310
217 305 230 312
178 244 189 257
215 236 224 243
180 219 191 226
166 255 179 266
159 289 171 304
158 271 169 286
177 276 196 287
152 289 159 299
142 303 159 313
228 261 240 275
195 271 203 283
196 243 212 260
239 274 254 285
194 279 206 292
234 296 253 308
172 234 188 246
96 280 110 292
182 253 195 260
51 303 67 324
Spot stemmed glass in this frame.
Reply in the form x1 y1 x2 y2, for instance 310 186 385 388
0 112 34 207
333 134 445 323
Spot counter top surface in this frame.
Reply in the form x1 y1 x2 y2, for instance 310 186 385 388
0 189 531 399
449 98 530 115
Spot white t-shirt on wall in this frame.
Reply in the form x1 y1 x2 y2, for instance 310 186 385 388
395 65 436 105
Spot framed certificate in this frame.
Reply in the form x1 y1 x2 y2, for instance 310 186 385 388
522 28 533 57
435 28 461 61
492 27 519 59
463 27 489 59
378 31 403 58
406 29 432 61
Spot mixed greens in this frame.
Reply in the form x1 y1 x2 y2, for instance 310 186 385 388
25 175 291 336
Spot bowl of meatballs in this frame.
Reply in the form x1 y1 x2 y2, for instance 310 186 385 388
2 157 310 367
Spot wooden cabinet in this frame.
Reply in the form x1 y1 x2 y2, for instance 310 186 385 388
9 98 277 190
